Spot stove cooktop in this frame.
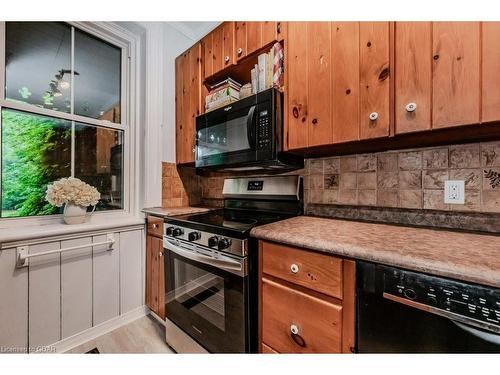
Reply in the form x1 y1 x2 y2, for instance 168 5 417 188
167 209 292 237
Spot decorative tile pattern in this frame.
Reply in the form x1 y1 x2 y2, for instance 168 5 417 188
304 141 500 213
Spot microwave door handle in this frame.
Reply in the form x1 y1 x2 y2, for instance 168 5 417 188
246 105 257 149
164 239 243 274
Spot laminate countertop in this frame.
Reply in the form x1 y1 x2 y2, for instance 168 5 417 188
142 206 216 218
250 215 500 288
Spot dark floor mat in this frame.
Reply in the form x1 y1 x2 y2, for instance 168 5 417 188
85 347 100 354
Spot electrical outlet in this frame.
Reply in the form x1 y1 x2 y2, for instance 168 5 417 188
444 180 465 204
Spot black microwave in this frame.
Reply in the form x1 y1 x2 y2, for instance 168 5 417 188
195 88 303 171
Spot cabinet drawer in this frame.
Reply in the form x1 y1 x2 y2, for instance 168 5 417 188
262 241 343 299
262 278 342 353
147 216 164 238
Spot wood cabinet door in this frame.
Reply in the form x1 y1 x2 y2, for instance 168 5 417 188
261 21 278 46
146 235 163 316
222 22 234 68
201 33 213 80
394 22 432 134
246 22 262 57
332 22 360 143
175 55 184 164
307 22 332 146
432 22 480 128
482 22 500 123
359 22 391 139
211 26 223 75
287 22 309 150
235 21 246 60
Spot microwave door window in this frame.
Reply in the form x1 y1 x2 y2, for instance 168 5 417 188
197 114 252 160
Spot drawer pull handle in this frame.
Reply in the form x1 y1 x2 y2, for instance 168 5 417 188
369 112 378 121
290 263 299 274
405 102 417 112
290 324 306 348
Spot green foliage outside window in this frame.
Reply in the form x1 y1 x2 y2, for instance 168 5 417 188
1 109 71 217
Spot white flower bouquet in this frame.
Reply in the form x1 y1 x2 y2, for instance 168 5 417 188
46 177 100 208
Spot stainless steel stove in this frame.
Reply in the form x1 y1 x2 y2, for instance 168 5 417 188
163 175 302 353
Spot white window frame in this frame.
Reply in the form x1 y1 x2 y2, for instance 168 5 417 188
0 21 141 228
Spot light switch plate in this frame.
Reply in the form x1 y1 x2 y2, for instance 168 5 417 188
444 180 465 204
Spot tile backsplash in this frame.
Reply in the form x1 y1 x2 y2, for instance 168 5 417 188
304 140 500 213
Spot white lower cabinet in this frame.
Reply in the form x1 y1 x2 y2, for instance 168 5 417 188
0 227 144 353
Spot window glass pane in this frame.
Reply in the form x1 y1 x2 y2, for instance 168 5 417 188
74 123 123 211
6 22 72 113
74 30 121 123
1 109 71 218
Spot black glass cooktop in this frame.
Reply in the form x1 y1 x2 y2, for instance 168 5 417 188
168 209 291 237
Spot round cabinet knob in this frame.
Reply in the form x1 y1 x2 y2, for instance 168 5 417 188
166 226 175 236
405 102 417 112
159 251 163 257
237 47 243 55
218 238 232 250
290 324 299 335
369 112 379 121
188 231 201 242
172 228 183 237
152 223 158 229
208 236 219 248
224 55 230 62
290 264 299 274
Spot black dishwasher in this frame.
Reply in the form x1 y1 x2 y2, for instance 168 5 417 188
356 261 500 353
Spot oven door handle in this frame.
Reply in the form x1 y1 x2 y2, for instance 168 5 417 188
246 105 257 150
164 239 243 274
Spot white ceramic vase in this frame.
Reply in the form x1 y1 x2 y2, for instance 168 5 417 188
63 202 91 225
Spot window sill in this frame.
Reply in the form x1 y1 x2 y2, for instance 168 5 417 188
0 213 145 248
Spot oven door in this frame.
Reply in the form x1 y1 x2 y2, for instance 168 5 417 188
196 90 275 169
164 238 249 353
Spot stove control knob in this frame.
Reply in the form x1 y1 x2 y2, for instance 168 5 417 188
218 238 232 250
208 236 219 248
427 296 438 306
404 289 417 300
188 231 201 242
166 226 175 236
172 228 183 237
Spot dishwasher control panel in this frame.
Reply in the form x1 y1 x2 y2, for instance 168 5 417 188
382 267 500 329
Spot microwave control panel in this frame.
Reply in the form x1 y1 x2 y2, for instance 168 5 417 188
382 266 500 330
257 109 271 150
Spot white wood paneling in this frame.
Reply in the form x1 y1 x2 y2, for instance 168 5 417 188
61 237 92 339
0 248 28 351
93 234 120 325
28 241 61 349
119 230 144 314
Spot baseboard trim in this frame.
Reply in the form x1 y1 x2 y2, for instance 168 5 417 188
149 310 166 327
52 306 148 353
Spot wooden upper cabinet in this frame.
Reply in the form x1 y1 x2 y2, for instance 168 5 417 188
332 22 360 143
432 22 480 129
176 43 201 164
287 22 309 150
307 22 332 146
359 22 391 140
482 22 500 123
235 21 282 61
201 22 234 81
394 22 432 134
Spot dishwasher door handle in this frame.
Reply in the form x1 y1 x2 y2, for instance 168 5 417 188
452 320 500 345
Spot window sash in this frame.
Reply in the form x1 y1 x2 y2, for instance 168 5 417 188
0 21 134 223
